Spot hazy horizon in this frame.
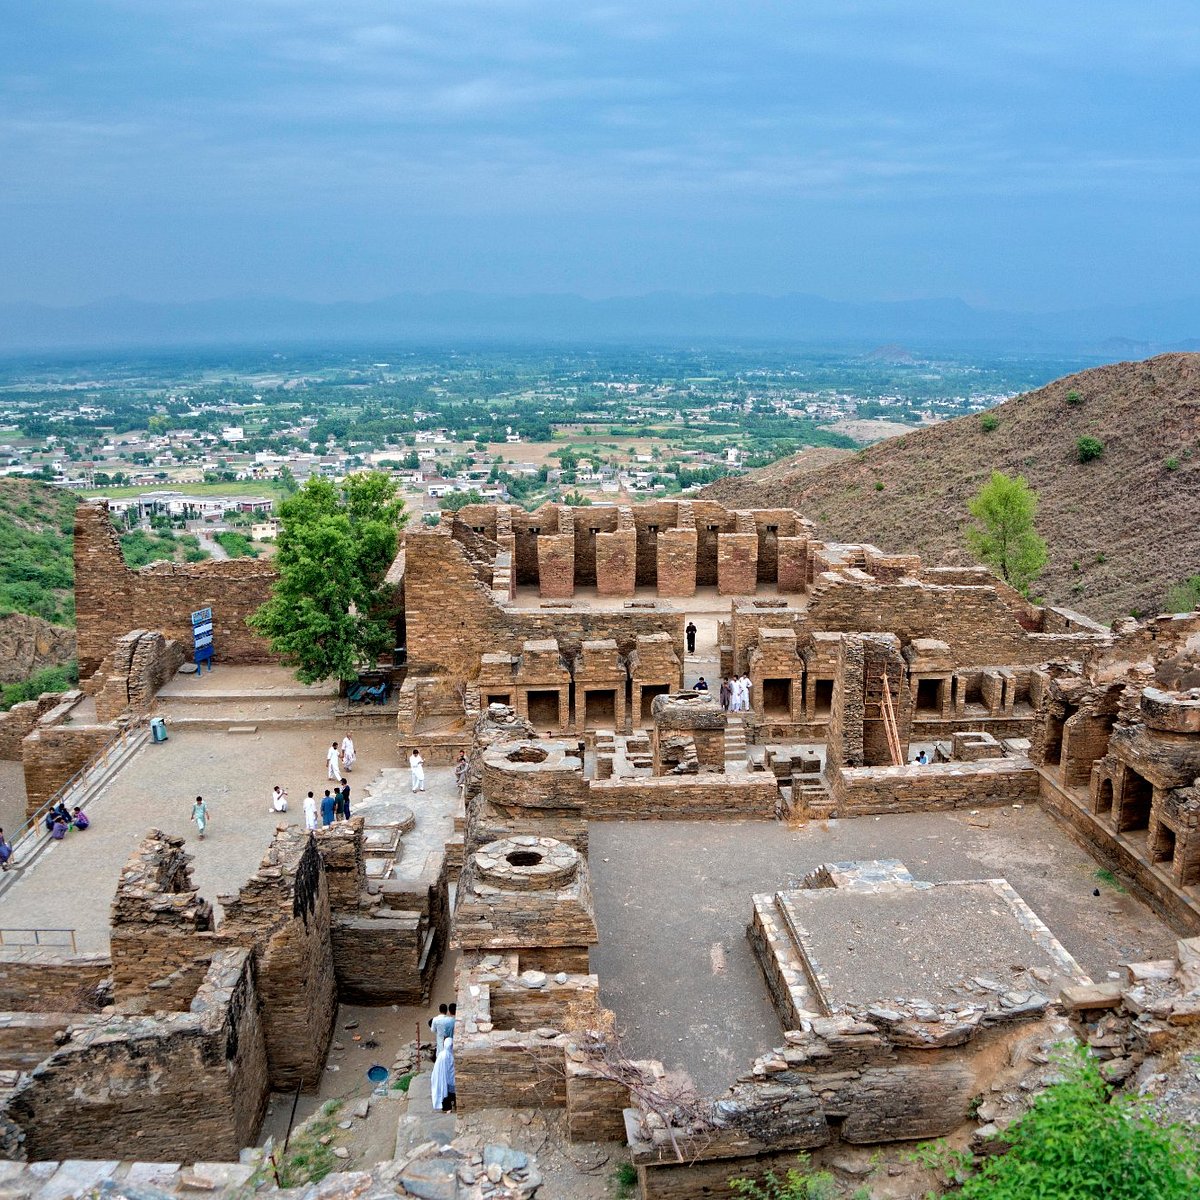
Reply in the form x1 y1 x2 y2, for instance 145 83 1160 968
5 3 1199 313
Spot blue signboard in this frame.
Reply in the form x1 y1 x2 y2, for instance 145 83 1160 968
191 607 214 671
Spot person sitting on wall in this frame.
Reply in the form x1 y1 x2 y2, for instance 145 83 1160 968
694 676 709 691
71 807 90 830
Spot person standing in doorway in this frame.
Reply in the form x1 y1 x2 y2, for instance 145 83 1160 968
303 791 318 831
409 748 426 793
340 733 356 773
740 674 753 712
326 741 341 781
191 796 209 840
685 621 697 655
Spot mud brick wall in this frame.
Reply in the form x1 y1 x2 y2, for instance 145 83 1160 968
776 537 808 594
825 758 1040 817
0 951 110 1012
536 534 575 599
717 533 759 595
595 527 637 597
586 774 778 819
656 528 697 597
565 1052 638 1142
21 724 114 818
219 834 337 1091
74 501 276 676
3 949 268 1163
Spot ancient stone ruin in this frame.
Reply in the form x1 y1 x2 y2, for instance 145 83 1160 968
0 496 1196 1197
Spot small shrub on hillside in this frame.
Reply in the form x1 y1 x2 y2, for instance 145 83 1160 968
1165 456 1181 470
958 1045 1199 1199
1076 436 1105 462
979 413 999 432
613 1162 638 1198
1065 389 1083 404
874 480 884 491
1165 575 1200 614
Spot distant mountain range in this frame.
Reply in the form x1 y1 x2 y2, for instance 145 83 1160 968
1 291 1199 354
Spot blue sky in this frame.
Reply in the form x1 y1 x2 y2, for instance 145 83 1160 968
2 1 1198 308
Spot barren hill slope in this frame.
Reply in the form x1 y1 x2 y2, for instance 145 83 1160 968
704 353 1200 621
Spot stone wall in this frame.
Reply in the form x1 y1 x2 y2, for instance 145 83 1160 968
74 501 276 676
219 831 338 1091
2 949 269 1163
586 774 779 820
824 758 1040 818
91 629 185 723
0 950 111 1013
0 693 69 760
21 723 116 818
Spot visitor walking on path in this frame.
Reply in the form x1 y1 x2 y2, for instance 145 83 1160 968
685 621 697 655
409 749 426 793
340 733 356 773
719 677 732 710
303 791 318 831
191 796 209 840
429 1003 455 1056
320 790 336 826
326 742 341 781
453 752 469 799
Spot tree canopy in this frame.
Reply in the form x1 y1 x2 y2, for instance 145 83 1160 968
248 473 407 683
966 470 1047 596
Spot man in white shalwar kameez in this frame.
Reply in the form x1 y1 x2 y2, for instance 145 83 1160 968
326 742 341 781
340 734 356 773
431 1037 455 1111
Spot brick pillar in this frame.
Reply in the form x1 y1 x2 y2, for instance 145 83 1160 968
657 529 697 597
717 533 759 595
777 537 808 594
595 529 636 596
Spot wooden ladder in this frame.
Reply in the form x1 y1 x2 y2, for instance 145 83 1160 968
880 671 903 766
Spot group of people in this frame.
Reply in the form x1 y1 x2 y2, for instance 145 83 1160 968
720 674 753 712
327 734 357 780
428 1002 457 1112
43 802 90 840
302 780 352 830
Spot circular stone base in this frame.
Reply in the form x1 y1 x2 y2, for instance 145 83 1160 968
473 835 579 891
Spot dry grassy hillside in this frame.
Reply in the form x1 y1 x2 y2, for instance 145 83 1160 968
704 353 1200 621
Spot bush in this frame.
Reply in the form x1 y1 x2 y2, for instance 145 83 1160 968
1165 456 1181 470
213 531 259 559
1065 389 1083 404
1 662 79 711
1076 436 1105 462
979 413 999 432
874 480 884 491
1165 575 1200 614
959 1045 1200 1199
730 1155 837 1199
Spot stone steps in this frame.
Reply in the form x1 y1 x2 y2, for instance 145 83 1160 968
394 1070 457 1156
0 725 151 900
724 715 747 769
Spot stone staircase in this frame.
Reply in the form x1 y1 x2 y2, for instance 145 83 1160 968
0 724 151 900
394 1070 456 1157
790 773 836 821
724 714 747 771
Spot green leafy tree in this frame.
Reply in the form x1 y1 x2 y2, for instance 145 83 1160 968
966 470 1048 595
248 473 407 684
277 464 299 495
959 1045 1200 1199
